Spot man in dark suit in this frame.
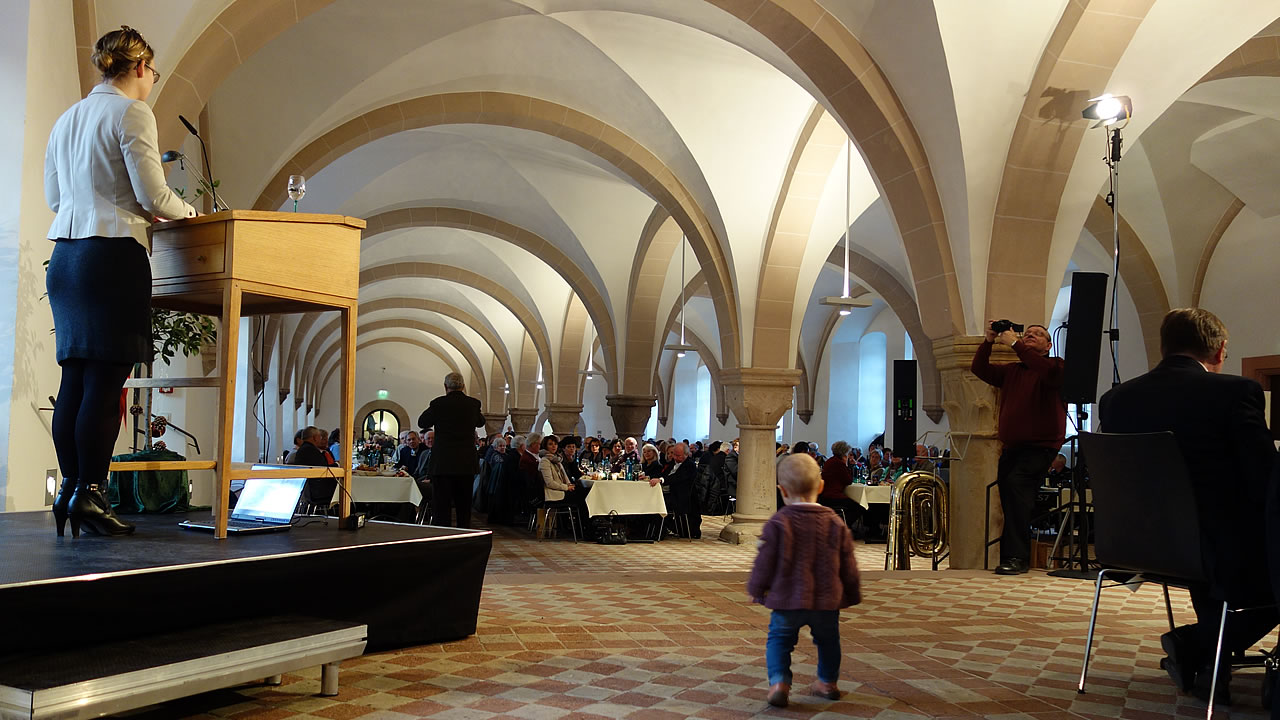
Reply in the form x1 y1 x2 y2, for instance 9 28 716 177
1100 308 1277 703
417 373 486 528
289 425 338 510
658 442 701 538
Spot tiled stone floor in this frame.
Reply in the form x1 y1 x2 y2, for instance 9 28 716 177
125 516 1276 719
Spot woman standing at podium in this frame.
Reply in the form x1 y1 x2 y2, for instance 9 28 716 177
44 26 196 538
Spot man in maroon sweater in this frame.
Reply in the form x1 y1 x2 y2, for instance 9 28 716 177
971 322 1066 575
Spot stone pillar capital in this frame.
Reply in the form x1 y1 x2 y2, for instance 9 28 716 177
544 403 585 436
720 367 800 428
605 394 656 439
507 407 538 434
717 367 801 545
481 412 508 437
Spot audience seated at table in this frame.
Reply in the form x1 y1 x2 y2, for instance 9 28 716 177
539 435 577 501
394 430 422 472
476 435 507 519
641 443 664 479
819 441 864 531
660 442 701 539
611 436 642 472
578 436 607 470
519 432 544 516
289 425 338 511
698 441 731 516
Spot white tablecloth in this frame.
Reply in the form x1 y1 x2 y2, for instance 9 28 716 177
585 480 667 517
845 484 892 510
330 474 422 506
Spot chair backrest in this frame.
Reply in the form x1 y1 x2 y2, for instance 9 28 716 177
1079 431 1205 581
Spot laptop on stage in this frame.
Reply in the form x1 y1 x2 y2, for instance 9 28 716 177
179 475 307 534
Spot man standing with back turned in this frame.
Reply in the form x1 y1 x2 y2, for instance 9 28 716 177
418 373 486 528
1100 308 1277 704
970 321 1066 575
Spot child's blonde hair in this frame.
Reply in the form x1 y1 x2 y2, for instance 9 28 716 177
777 453 821 496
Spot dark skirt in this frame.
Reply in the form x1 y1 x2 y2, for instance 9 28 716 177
46 236 152 365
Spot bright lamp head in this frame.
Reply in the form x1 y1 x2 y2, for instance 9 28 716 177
1082 94 1132 127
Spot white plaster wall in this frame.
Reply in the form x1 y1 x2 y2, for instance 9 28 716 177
670 352 699 443
1200 207 1280 374
0 0 32 508
5 2 78 511
580 376 611 437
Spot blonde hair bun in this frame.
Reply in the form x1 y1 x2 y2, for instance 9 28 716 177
92 25 153 81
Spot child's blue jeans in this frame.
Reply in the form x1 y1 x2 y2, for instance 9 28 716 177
766 608 842 686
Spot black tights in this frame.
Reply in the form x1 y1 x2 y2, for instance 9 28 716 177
52 359 132 487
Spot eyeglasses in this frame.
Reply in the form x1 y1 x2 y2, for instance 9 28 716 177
143 62 160 83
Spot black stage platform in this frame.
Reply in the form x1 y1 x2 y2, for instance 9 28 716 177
0 512 491 654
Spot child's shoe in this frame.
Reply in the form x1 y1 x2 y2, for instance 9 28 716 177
810 680 841 700
767 682 790 707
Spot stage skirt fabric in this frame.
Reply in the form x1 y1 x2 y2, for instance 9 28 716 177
46 236 152 365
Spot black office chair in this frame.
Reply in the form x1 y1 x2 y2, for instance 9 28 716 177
1077 431 1276 716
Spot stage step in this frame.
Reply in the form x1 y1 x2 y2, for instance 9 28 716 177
0 616 366 720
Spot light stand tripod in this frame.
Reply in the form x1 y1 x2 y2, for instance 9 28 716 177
1048 406 1096 578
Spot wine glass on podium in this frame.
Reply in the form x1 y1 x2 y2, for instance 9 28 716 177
287 175 306 212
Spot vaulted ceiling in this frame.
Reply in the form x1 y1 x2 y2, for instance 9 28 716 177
82 0 1280 421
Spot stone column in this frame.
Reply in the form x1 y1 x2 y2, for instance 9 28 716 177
507 407 538 434
719 368 801 544
481 412 507 437
544 403 584 437
605 395 656 439
934 336 1007 569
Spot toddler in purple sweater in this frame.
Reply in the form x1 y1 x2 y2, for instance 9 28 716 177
747 453 861 707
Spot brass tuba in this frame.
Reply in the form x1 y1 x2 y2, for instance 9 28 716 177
884 470 949 570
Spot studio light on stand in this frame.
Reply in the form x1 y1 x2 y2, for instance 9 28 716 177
663 235 696 358
820 139 873 316
1047 94 1132 581
1081 93 1131 388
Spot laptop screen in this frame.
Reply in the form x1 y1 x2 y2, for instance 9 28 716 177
231 476 306 523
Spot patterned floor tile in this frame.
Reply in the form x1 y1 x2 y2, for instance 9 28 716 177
121 515 1276 719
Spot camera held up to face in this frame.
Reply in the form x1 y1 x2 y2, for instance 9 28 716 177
990 319 1024 334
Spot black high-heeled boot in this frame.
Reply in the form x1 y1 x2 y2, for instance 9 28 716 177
68 483 135 538
52 476 76 537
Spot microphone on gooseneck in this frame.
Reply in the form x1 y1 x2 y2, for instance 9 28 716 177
178 114 220 211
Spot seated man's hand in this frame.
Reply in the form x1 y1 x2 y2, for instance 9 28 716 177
648 477 660 487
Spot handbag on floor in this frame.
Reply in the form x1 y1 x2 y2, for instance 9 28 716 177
598 510 627 545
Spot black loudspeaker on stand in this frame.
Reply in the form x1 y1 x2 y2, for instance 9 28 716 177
1049 272 1109 579
892 359 917 462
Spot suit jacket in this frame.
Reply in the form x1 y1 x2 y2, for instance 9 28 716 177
418 391 485 477
1099 354 1276 597
663 459 698 511
289 442 336 468
45 85 195 250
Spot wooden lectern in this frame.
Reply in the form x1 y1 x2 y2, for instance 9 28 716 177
108 211 365 538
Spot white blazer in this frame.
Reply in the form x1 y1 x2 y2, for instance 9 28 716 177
45 84 195 252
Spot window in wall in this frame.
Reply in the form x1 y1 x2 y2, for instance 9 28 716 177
645 408 657 440
904 331 913 360
858 332 887 449
362 410 399 439
695 364 711 441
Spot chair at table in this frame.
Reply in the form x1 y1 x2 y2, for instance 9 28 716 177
1077 431 1276 716
298 476 337 517
540 500 580 542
